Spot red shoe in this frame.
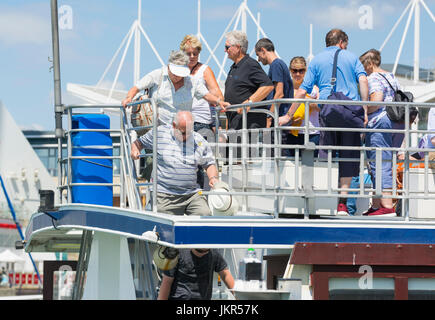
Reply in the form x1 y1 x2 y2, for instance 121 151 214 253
363 207 396 217
337 203 349 216
362 206 378 215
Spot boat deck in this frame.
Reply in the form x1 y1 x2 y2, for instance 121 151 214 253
24 203 435 253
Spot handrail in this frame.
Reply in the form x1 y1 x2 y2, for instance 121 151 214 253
60 95 435 222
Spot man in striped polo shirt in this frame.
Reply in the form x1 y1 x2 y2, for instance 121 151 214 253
131 111 219 216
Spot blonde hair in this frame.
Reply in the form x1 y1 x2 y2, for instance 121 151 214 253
290 56 307 69
180 34 202 53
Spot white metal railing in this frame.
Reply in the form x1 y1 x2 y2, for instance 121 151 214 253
60 96 435 221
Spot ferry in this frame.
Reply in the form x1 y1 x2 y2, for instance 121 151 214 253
11 0 435 300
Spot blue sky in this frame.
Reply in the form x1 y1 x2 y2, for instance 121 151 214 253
1 0 435 130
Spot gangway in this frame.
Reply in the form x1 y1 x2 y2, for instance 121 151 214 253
22 94 435 300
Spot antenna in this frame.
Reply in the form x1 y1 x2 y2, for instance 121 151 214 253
307 24 314 64
380 0 435 84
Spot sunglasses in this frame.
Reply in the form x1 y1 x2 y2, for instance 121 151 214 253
196 249 210 253
291 68 306 74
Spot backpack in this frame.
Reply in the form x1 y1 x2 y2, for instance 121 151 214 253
378 73 417 122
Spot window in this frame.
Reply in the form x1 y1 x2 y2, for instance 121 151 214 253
408 279 435 300
328 278 395 300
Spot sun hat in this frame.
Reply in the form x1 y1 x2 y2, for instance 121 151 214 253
208 180 239 216
168 62 190 77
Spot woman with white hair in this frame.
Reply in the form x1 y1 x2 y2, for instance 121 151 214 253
122 50 229 125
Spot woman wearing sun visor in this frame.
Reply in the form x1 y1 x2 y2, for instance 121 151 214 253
122 50 229 125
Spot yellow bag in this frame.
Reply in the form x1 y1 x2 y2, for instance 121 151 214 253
291 94 313 137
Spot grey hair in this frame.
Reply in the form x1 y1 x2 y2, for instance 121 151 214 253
168 50 189 66
226 30 248 54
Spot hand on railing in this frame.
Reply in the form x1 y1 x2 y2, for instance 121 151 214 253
219 100 231 112
131 140 143 160
121 97 132 109
237 99 252 114
278 113 292 126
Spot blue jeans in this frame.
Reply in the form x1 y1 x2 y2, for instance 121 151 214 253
365 112 404 189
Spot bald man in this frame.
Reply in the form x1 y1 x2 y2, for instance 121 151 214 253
131 111 219 216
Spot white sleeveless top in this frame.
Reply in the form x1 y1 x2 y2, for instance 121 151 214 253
191 64 216 125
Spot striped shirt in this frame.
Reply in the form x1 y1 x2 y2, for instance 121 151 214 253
135 66 209 125
138 125 216 195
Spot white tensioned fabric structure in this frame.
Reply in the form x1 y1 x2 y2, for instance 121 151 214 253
380 0 435 101
66 0 286 105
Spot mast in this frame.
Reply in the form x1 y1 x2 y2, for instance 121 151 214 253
134 0 142 84
50 0 64 203
414 0 420 83
50 0 63 138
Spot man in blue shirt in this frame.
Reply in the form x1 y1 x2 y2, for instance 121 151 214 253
279 29 369 215
255 38 294 156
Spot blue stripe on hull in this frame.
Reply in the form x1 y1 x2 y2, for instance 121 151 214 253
27 207 435 247
174 226 435 246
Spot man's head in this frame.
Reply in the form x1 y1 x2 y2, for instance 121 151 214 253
255 38 276 66
192 248 210 257
325 29 348 49
172 111 194 142
225 30 248 62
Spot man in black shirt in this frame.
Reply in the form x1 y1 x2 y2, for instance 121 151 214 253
224 30 274 130
157 248 235 300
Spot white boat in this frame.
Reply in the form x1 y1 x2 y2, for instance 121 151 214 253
21 0 435 301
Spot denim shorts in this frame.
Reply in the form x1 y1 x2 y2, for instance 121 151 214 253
365 112 404 189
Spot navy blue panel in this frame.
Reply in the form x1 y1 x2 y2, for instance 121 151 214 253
27 209 435 247
173 225 435 246
28 209 175 243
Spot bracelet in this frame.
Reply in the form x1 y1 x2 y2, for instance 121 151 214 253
210 176 219 180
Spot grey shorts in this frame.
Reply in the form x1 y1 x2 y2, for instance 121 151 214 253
156 192 211 216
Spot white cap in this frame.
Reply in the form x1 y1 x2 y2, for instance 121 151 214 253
168 63 190 77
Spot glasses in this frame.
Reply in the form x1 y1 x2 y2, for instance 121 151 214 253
225 44 233 51
291 68 306 74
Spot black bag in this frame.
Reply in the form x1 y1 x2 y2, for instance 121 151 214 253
320 49 364 129
378 73 417 122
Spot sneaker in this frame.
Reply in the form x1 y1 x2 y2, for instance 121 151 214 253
363 207 396 217
362 206 378 215
337 203 349 216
